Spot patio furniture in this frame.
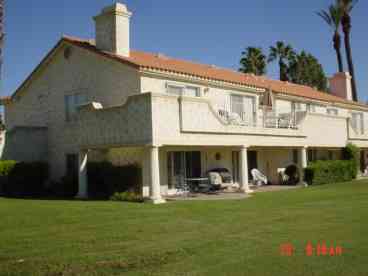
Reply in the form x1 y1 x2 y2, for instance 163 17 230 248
185 177 210 193
251 168 268 186
175 175 190 195
208 172 222 186
207 168 233 184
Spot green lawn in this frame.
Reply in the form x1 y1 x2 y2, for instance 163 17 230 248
0 181 367 276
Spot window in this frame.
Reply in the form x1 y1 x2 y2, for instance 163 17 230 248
65 94 87 122
307 149 317 163
292 149 299 164
327 108 338 116
186 86 201 97
307 104 316 113
293 102 302 111
167 85 184 96
232 151 240 184
351 112 364 134
166 84 201 97
167 151 201 189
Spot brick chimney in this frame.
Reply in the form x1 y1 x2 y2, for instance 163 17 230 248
329 72 353 101
94 2 132 57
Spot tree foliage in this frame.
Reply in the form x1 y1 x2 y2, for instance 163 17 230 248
239 47 267 76
288 51 328 91
317 4 344 72
336 0 359 101
268 41 295 81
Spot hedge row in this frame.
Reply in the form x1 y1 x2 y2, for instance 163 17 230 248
304 143 359 185
304 160 355 185
0 161 49 197
87 162 142 199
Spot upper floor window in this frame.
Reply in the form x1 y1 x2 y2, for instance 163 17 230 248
167 85 184 96
167 84 201 97
327 108 339 116
351 112 364 135
65 94 87 122
307 104 316 113
185 86 201 97
293 102 302 111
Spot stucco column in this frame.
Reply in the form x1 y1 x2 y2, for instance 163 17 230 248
149 146 166 204
298 146 308 187
240 146 253 194
76 150 88 199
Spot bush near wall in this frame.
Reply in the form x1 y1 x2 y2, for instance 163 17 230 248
2 161 49 197
50 175 79 198
87 162 142 199
304 160 354 185
342 143 360 179
0 160 17 194
304 144 359 185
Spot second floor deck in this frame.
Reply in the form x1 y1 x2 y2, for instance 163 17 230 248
75 92 367 149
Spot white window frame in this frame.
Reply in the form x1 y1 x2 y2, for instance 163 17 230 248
351 112 364 135
307 103 316 113
327 108 339 116
166 83 201 97
293 102 302 111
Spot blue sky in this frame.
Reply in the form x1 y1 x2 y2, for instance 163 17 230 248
3 0 368 101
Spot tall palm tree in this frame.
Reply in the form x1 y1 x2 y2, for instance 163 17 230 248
268 41 295 81
317 4 344 73
0 0 4 80
239 47 267 76
337 0 358 101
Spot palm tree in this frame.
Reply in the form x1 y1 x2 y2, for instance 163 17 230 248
317 4 344 73
336 0 358 101
239 47 267 76
268 41 295 81
0 0 4 79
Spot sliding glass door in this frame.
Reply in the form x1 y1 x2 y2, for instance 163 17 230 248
167 151 201 189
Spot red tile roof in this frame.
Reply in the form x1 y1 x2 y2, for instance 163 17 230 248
10 35 368 108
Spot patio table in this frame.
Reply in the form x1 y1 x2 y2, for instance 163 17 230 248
185 177 210 193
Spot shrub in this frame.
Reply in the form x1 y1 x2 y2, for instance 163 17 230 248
5 162 49 197
88 162 142 199
283 164 300 185
342 143 359 179
0 160 17 177
304 160 354 185
51 174 79 198
110 191 144 203
0 160 17 195
304 144 360 186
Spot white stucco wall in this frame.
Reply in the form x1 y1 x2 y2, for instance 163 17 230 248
4 42 141 180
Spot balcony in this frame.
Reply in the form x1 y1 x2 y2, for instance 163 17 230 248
348 117 368 141
176 96 306 137
217 107 307 130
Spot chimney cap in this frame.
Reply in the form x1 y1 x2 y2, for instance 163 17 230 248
330 71 352 80
97 2 132 18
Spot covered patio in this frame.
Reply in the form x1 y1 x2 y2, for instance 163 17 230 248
74 144 309 203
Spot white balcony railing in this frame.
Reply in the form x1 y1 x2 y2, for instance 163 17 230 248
217 107 306 130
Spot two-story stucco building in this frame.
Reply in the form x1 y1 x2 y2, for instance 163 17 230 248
2 3 368 203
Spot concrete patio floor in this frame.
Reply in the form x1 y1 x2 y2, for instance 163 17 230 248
165 185 302 201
